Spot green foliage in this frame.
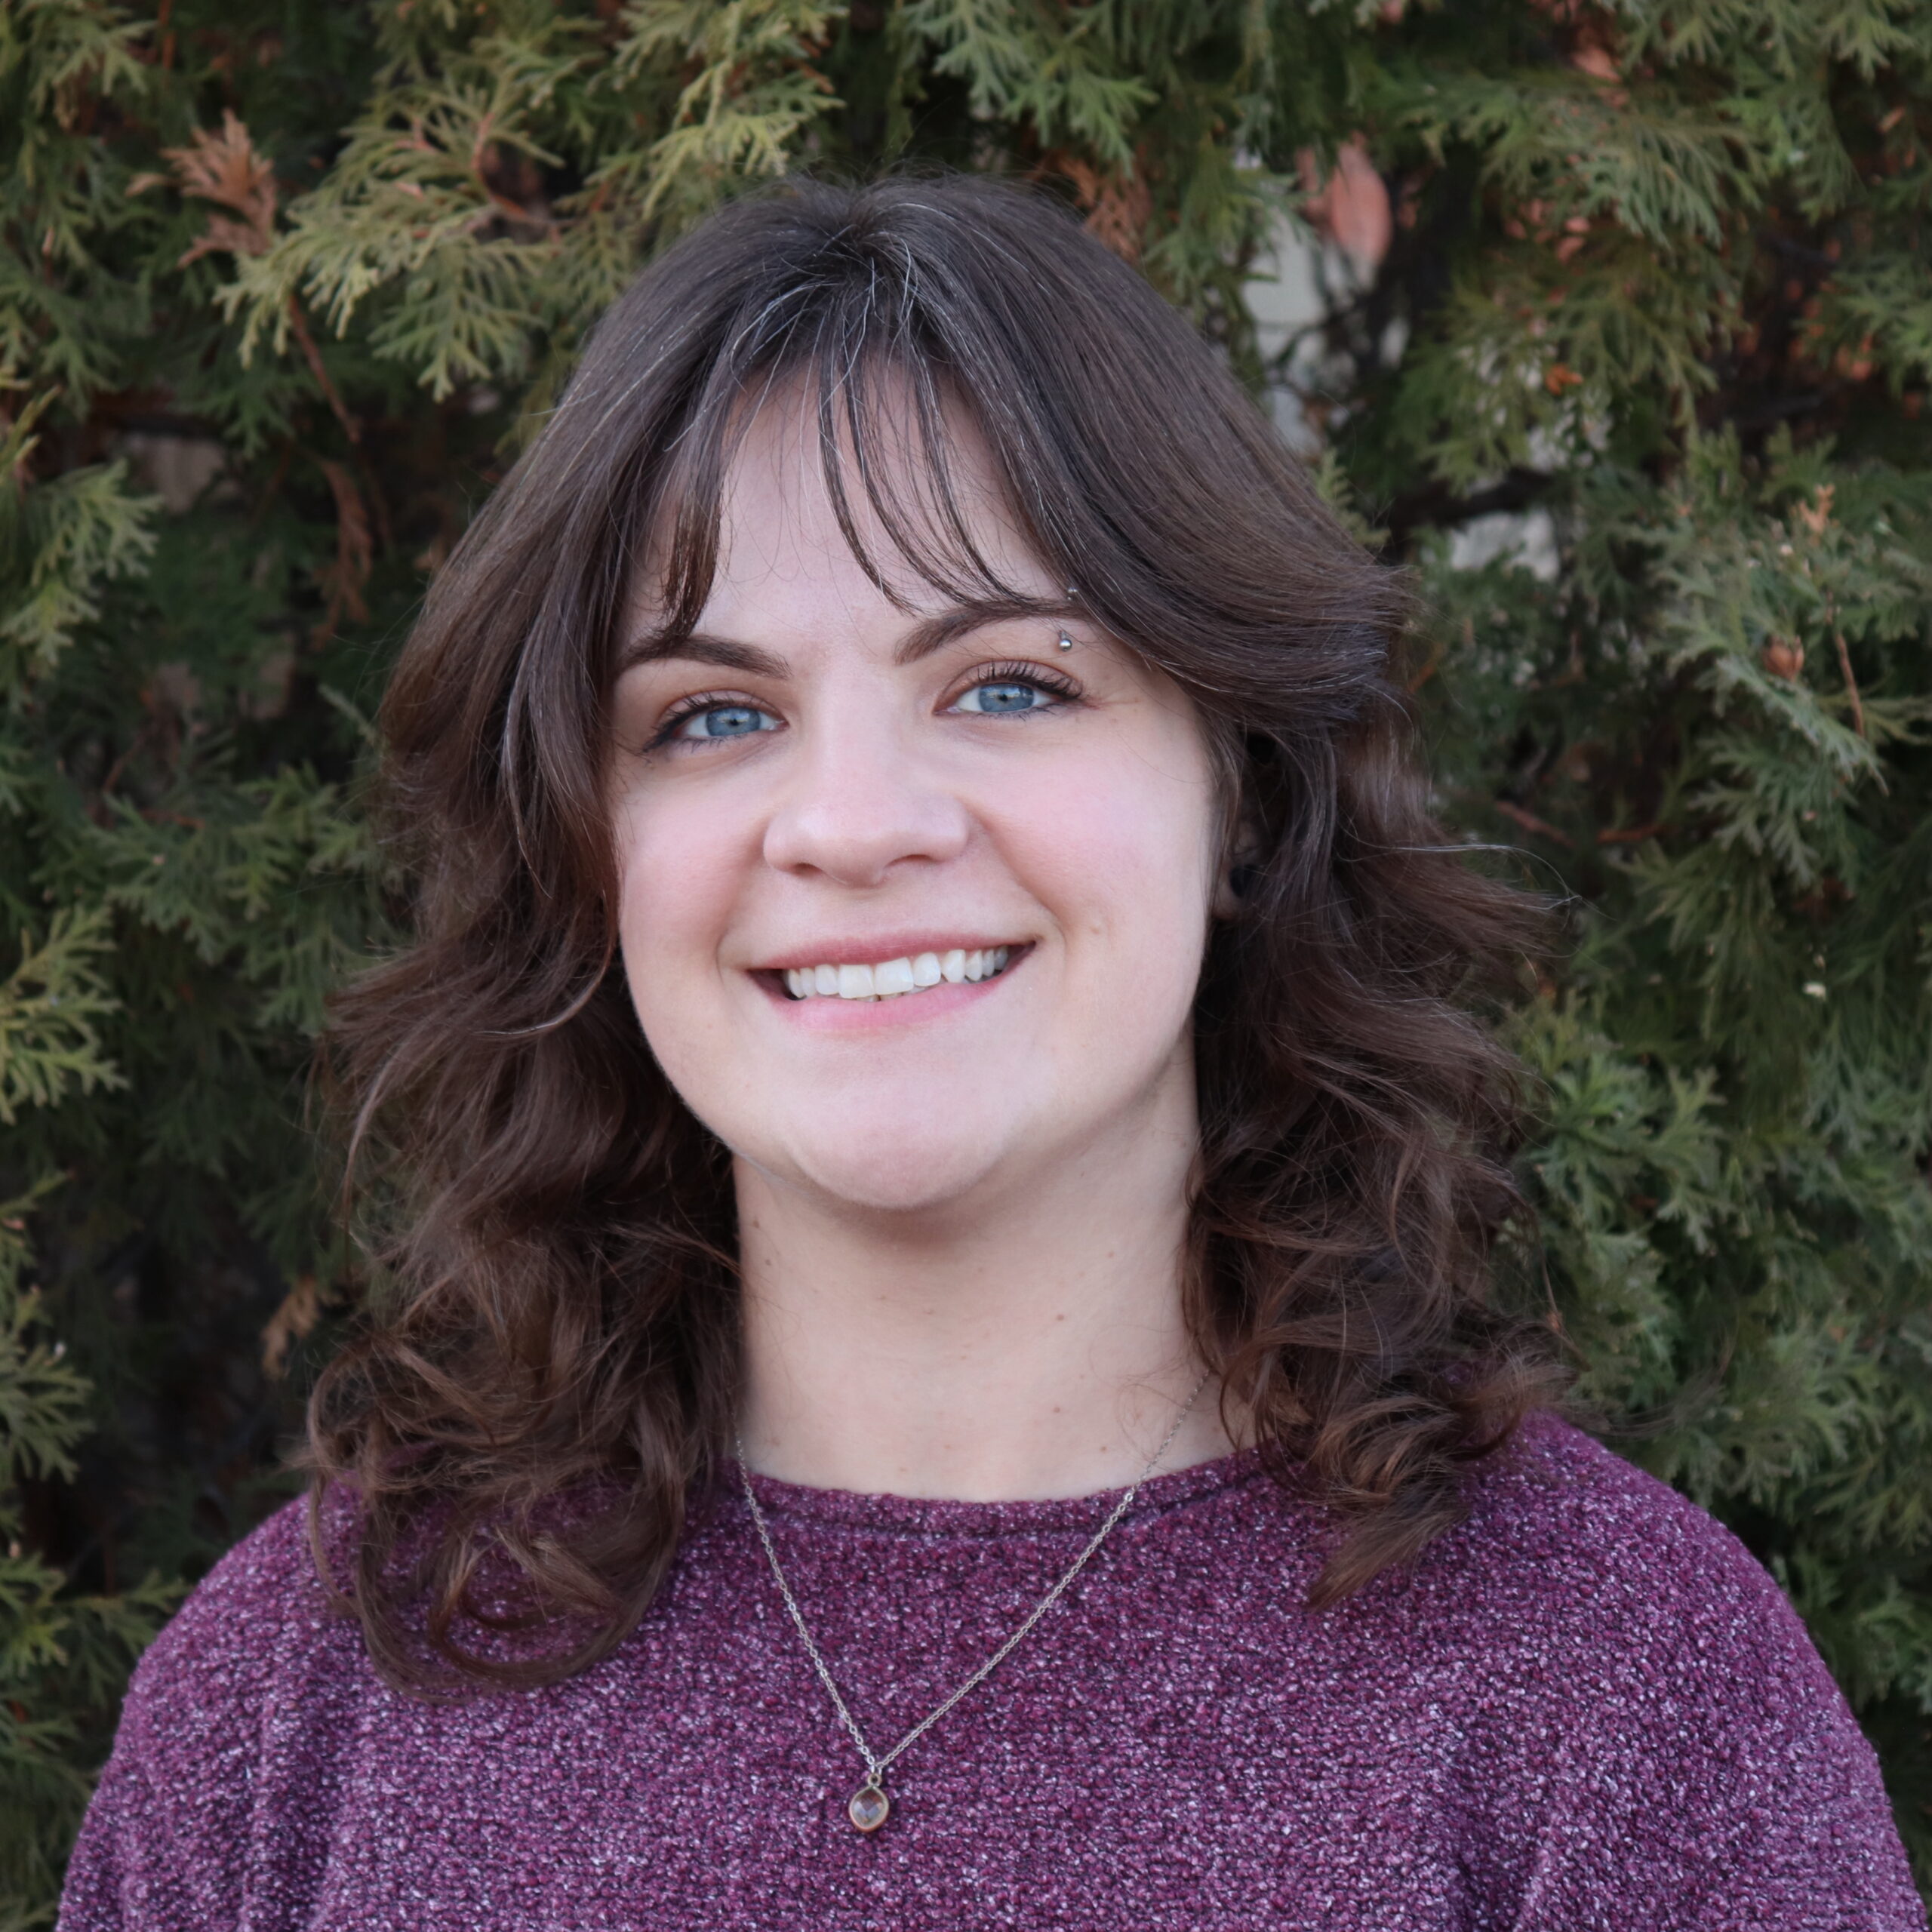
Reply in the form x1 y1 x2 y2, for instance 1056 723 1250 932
0 0 1927 1916
0 1176 183 1919
0 912 122 1126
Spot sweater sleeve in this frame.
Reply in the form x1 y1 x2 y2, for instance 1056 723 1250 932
58 1500 320 1932
1509 1506 1922 1931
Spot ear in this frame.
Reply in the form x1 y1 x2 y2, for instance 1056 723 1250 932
1212 813 1262 921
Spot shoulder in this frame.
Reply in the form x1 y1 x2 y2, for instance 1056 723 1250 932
91 1488 359 1813
1394 1414 1921 1924
1414 1411 1829 1692
118 1491 343 1734
60 1493 365 1932
1447 1409 1781 1611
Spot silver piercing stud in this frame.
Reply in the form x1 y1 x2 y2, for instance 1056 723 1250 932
1058 632 1075 651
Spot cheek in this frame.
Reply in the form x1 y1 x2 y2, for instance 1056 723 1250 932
995 729 1220 978
611 790 746 1011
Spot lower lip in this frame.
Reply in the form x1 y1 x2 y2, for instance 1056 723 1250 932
755 953 1027 1030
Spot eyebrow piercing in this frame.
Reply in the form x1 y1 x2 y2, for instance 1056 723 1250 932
1058 632 1075 651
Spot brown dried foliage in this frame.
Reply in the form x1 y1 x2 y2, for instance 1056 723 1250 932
134 107 278 263
312 458 374 641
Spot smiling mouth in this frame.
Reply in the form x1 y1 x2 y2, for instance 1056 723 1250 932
779 946 1018 1003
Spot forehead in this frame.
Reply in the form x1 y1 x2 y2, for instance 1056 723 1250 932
645 377 1064 638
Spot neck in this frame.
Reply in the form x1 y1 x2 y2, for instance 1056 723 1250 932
733 1083 1233 1503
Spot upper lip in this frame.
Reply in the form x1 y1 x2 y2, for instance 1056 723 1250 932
749 934 1029 972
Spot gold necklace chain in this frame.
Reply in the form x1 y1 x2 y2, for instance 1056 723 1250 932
736 1373 1211 1835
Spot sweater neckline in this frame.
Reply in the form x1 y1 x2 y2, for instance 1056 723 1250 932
730 1444 1274 1542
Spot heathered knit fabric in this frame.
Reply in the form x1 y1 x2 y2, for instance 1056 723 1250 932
60 1414 1921 1930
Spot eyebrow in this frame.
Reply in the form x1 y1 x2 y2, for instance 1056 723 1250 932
617 593 1078 677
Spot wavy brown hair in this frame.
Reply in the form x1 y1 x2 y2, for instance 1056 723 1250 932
313 172 1568 1692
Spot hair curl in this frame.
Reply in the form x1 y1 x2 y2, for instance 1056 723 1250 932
313 173 1568 1693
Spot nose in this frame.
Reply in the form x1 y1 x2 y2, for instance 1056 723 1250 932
761 718 972 888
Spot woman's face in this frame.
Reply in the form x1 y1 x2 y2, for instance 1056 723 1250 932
608 399 1226 1218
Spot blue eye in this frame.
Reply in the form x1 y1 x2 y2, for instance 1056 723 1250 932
673 703 778 741
954 681 1047 715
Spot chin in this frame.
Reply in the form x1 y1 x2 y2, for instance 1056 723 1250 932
768 1112 1022 1218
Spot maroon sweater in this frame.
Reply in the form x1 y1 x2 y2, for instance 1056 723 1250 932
61 1416 1921 1930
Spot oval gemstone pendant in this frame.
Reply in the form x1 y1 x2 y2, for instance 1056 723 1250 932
848 1780 891 1833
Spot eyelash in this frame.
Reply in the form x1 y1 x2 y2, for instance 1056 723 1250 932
647 690 760 750
645 660 1083 751
953 661 1082 712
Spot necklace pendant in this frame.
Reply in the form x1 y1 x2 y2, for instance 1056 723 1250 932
848 1777 891 1834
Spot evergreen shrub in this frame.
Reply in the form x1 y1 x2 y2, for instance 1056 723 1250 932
2 0 1927 1915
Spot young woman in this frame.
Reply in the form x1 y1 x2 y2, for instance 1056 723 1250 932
63 176 1918 1930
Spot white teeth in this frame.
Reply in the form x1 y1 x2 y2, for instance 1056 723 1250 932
873 957 916 998
777 946 1019 1001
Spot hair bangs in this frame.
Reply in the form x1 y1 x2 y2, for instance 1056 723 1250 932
638 258 1067 651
